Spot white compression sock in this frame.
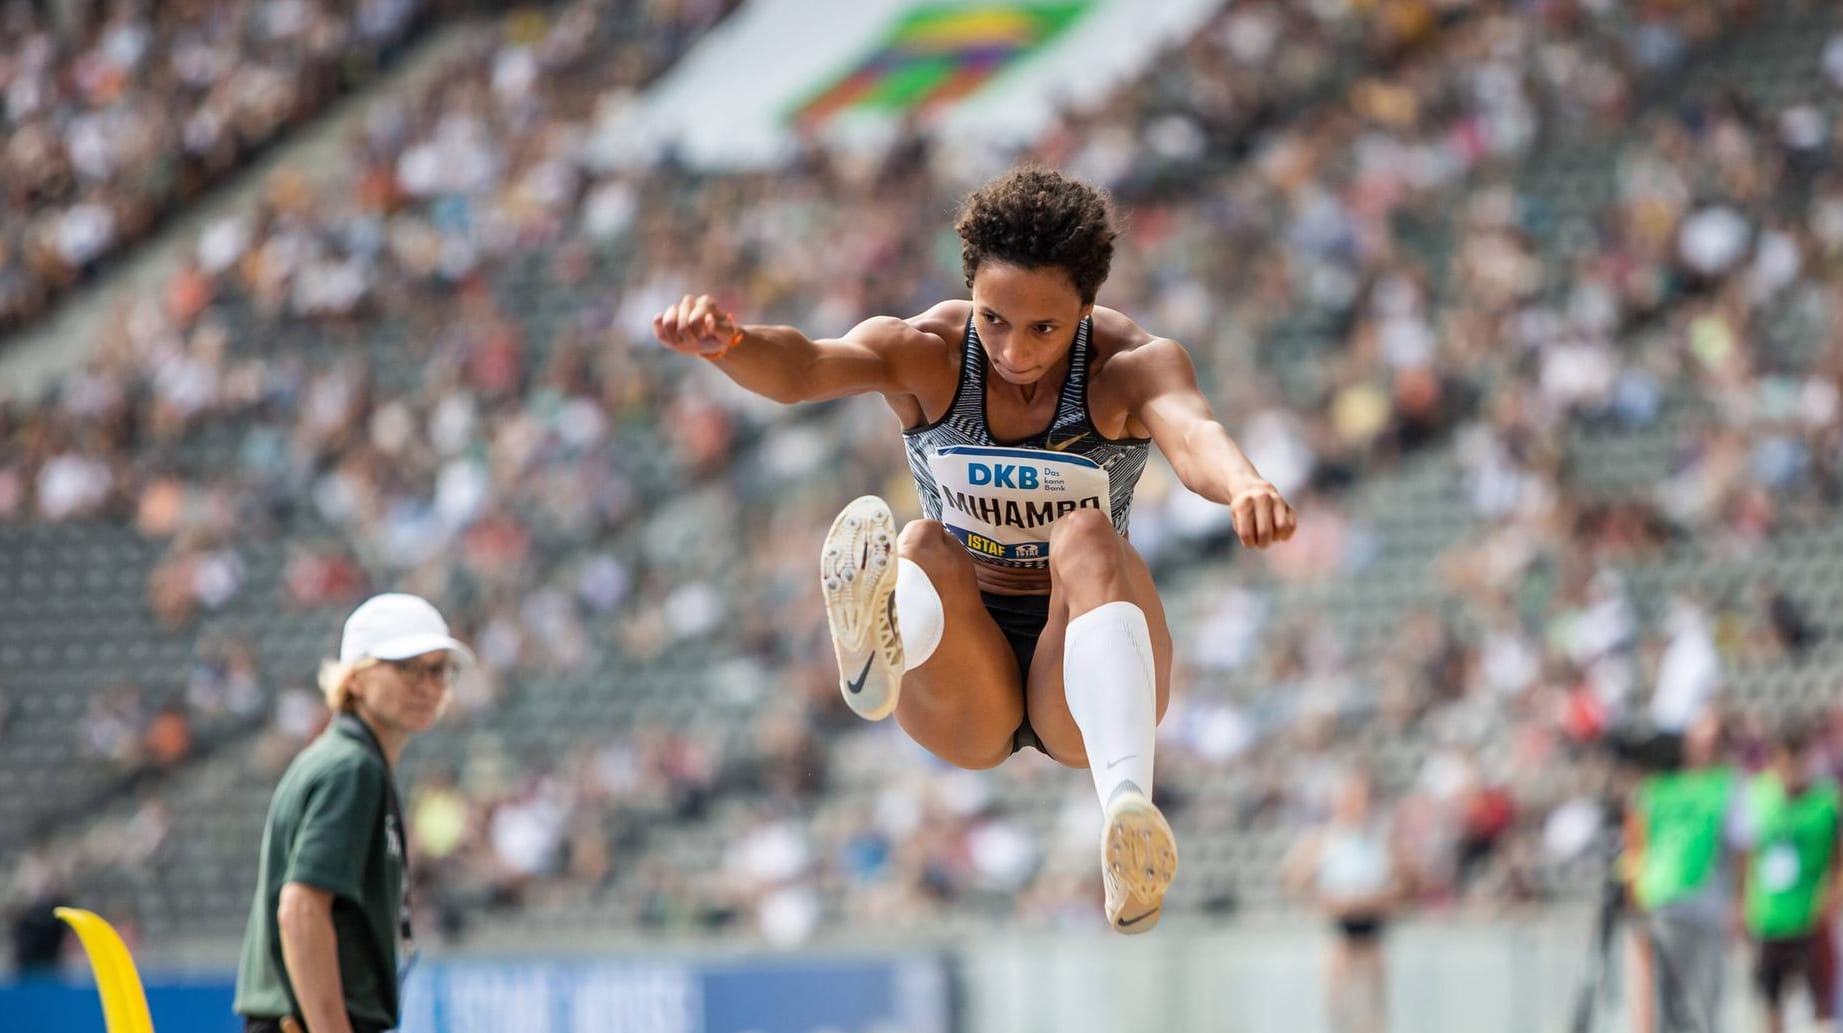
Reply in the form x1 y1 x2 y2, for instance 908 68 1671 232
894 558 944 670
1063 601 1157 807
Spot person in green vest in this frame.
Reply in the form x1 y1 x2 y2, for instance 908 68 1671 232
1625 709 1744 1033
1739 723 1840 1033
234 594 472 1033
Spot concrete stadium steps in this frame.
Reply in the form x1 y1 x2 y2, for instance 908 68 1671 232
1672 1 1842 112
0 521 322 851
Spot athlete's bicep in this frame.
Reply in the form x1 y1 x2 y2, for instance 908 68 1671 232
801 316 933 402
1127 339 1221 462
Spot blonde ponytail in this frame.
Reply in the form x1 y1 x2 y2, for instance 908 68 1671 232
317 657 375 712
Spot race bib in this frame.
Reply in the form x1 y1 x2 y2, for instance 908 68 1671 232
1761 842 1801 892
927 445 1112 564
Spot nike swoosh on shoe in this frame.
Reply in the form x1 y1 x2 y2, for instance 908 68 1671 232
1116 909 1158 929
845 656 872 695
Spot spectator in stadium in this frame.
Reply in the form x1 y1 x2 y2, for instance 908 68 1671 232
1283 770 1412 1033
1624 709 1744 1033
233 593 472 1033
6 886 70 977
0 0 430 330
1738 722 1840 1033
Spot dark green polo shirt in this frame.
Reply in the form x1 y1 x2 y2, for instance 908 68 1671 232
233 720 404 1028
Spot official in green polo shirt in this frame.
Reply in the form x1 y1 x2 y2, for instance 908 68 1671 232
1740 724 1841 1033
234 594 472 1033
1625 710 1744 1033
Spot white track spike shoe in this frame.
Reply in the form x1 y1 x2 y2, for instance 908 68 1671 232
820 495 903 721
1101 782 1178 934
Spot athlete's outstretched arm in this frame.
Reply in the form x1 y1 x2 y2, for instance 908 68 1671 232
651 293 933 405
1126 336 1297 550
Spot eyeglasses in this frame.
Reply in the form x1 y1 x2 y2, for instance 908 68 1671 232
384 657 460 685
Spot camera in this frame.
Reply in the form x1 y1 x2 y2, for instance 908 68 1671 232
1603 722 1685 773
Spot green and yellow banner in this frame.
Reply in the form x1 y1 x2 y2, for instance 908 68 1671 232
589 0 1224 170
790 4 1090 127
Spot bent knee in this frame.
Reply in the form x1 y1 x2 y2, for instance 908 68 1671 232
899 520 963 568
936 736 1015 771
1042 737 1089 770
1048 508 1124 576
897 699 1016 770
1048 508 1117 551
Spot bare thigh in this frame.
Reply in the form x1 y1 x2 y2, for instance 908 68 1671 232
893 520 1027 770
1024 527 1173 768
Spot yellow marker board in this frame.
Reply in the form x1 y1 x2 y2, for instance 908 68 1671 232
55 907 156 1033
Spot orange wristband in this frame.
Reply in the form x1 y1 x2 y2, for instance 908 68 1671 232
702 326 746 361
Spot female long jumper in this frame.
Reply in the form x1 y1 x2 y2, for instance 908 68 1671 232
653 167 1296 933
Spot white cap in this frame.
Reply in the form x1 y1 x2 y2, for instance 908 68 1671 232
339 593 475 667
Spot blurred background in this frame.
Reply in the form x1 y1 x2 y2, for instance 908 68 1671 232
3 0 1843 1031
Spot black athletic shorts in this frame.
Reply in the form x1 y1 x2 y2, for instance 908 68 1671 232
1754 930 1834 1012
245 1016 388 1033
980 591 1053 757
1336 914 1388 942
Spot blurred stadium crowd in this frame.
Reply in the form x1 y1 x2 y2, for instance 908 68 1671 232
0 0 451 332
5 0 1843 963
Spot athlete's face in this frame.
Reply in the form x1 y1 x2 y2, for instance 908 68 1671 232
970 262 1094 386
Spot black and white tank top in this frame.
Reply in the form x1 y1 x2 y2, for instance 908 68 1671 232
902 315 1151 570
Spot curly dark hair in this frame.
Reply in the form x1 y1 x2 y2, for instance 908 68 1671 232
954 166 1118 304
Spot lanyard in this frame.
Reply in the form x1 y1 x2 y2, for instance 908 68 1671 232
333 713 415 953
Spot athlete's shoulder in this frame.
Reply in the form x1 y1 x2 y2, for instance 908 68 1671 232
866 301 967 380
847 301 962 354
907 299 973 341
1089 305 1189 370
1089 305 1153 346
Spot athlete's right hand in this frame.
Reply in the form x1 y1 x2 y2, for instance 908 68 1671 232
653 294 741 358
1228 478 1297 550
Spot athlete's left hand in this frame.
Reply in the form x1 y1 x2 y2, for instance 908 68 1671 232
1229 479 1296 549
